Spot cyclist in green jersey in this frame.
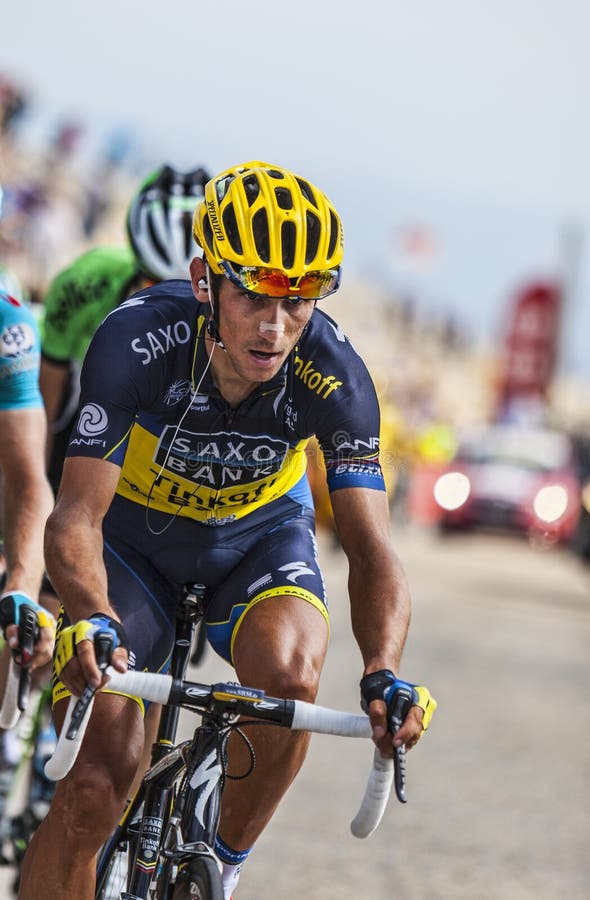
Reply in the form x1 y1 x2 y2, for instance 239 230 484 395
39 164 211 494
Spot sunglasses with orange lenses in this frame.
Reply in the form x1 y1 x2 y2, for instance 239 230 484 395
222 262 341 300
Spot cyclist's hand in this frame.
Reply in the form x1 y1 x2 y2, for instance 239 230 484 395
0 591 56 669
55 613 129 696
360 669 437 755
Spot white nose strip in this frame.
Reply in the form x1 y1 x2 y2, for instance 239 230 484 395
259 322 285 333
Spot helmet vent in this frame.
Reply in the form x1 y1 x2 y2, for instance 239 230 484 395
202 216 215 255
243 174 260 206
296 178 317 208
216 175 235 203
181 211 193 260
305 211 321 265
274 187 293 210
252 208 270 263
327 210 339 260
281 220 296 269
222 204 243 255
268 169 284 179
147 216 170 266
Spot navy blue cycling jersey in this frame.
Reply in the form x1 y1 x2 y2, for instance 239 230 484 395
66 280 385 525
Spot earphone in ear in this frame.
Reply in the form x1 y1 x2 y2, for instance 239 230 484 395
198 278 208 289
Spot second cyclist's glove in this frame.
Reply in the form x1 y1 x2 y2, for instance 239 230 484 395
54 613 129 678
0 591 56 638
360 669 437 732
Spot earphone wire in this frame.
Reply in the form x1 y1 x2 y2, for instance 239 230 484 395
144 324 216 536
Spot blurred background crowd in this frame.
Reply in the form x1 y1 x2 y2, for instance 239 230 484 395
0 72 141 300
1 68 590 565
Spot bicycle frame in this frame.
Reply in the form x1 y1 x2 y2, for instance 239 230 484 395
49 582 409 899
96 583 228 898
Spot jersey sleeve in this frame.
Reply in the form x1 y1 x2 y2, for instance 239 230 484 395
0 296 43 410
298 314 386 494
319 384 386 493
66 301 161 464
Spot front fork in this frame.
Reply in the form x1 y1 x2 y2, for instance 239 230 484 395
178 719 226 847
153 720 227 895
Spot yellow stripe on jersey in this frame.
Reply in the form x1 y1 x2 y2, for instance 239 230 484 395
115 422 309 522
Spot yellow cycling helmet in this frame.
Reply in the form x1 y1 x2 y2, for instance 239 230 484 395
193 161 343 296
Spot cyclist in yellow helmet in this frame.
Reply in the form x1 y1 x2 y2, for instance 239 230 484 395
19 162 436 900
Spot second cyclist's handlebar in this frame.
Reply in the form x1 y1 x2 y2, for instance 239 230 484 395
0 603 41 727
0 658 23 729
46 668 409 838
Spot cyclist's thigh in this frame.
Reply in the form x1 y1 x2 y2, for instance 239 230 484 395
205 511 329 665
52 691 143 796
103 535 182 673
52 537 181 709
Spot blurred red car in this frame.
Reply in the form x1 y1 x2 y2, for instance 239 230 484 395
425 424 581 543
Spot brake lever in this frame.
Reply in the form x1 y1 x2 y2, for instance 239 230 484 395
66 632 114 740
388 686 414 803
15 605 39 712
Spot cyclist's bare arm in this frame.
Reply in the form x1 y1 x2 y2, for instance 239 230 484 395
45 455 127 692
0 407 55 687
39 356 71 465
330 486 424 752
0 406 54 599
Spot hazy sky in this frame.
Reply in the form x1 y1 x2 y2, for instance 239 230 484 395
4 0 590 378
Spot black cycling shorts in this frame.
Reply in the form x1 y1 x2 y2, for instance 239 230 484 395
53 494 328 709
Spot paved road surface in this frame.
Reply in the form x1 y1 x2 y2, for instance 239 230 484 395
238 528 590 900
3 527 589 898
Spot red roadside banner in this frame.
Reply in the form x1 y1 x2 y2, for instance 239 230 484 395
495 280 562 422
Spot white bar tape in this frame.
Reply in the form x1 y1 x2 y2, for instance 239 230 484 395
0 659 21 729
350 749 394 839
44 670 173 781
105 669 173 705
45 694 95 781
291 700 371 738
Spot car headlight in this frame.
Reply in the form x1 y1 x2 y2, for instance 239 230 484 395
433 471 471 511
533 484 569 523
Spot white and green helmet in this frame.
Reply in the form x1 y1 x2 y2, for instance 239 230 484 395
126 164 210 281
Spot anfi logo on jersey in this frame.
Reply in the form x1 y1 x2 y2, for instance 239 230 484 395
0 323 35 358
77 403 109 437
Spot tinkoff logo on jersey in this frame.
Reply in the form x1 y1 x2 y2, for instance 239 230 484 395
293 354 342 399
154 426 289 488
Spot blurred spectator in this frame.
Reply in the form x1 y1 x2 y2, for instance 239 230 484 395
0 75 27 136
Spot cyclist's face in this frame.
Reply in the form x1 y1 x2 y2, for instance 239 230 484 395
215 276 315 384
